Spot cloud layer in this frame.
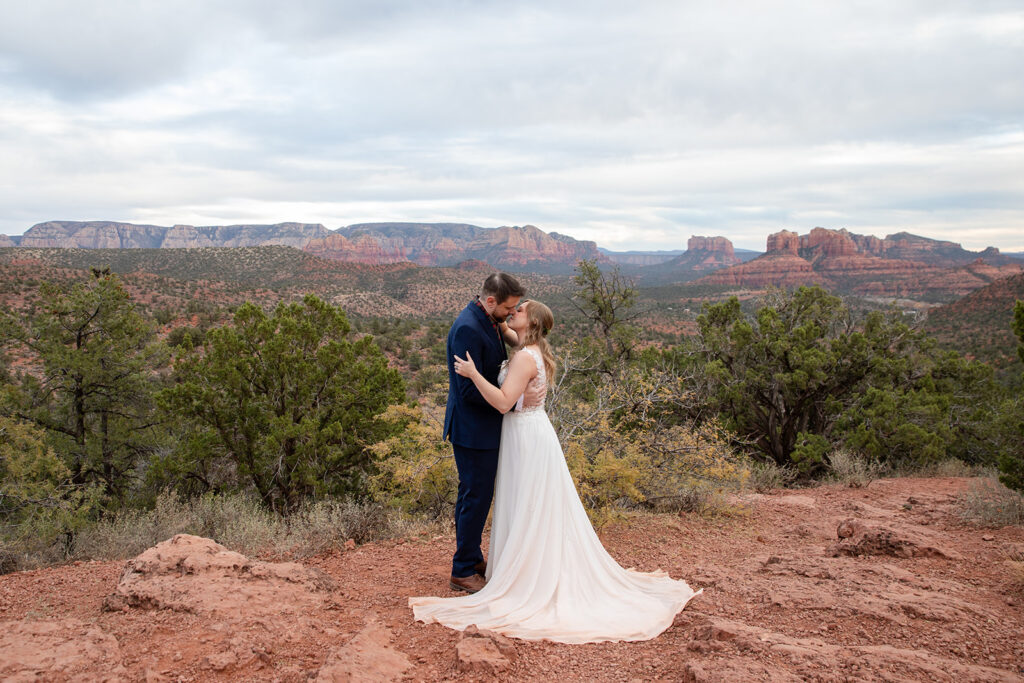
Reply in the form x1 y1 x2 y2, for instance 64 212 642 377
1 0 1022 251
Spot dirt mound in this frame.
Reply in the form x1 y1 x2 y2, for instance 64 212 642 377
102 533 334 617
1 477 1022 681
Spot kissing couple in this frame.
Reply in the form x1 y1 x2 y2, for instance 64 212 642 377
409 272 700 643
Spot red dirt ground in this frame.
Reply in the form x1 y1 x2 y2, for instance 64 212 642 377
2 477 1023 682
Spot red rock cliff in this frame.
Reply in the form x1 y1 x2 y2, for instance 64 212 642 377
766 230 800 255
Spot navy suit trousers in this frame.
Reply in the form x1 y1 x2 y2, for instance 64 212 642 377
451 443 499 578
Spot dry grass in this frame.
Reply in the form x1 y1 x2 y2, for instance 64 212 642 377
827 449 882 488
4 492 445 571
745 460 797 493
903 458 994 479
958 477 1024 527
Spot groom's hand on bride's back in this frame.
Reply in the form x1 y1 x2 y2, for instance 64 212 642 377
521 379 546 408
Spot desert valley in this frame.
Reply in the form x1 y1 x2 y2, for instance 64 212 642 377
1 220 1024 681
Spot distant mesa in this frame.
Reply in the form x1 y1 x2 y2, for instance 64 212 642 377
629 235 753 285
16 221 329 250
7 221 1020 293
12 220 606 275
273 222 606 274
695 226 1022 300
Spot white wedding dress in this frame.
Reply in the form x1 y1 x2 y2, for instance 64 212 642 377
409 347 701 644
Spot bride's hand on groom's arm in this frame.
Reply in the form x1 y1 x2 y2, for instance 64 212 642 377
453 352 479 379
455 351 534 414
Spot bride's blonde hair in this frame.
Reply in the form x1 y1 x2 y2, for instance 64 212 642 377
518 301 556 382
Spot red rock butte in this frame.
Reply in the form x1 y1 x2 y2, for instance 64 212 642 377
696 227 1022 299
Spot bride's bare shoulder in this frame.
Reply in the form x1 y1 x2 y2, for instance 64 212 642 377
510 347 540 373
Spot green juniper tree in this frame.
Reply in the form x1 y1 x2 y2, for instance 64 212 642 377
996 300 1024 492
696 287 890 469
0 271 166 506
696 286 1000 473
160 295 405 512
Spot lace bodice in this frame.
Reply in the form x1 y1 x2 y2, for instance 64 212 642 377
498 346 546 414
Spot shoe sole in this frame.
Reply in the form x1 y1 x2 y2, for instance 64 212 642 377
449 580 482 594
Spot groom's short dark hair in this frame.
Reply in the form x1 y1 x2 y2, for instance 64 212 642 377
482 272 525 303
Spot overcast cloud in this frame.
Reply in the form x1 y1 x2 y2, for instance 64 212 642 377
1 0 1022 251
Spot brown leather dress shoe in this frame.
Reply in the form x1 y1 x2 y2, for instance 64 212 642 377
449 573 486 593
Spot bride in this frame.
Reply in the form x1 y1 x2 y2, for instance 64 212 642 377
409 300 700 644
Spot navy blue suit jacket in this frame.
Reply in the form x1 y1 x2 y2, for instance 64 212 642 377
443 300 507 450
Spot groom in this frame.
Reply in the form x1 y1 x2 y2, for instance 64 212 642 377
444 272 540 593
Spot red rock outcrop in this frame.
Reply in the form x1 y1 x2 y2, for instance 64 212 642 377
0 235 17 248
102 534 334 617
304 223 606 273
487 225 604 267
303 233 408 264
638 236 743 283
801 227 858 258
766 230 800 255
697 251 829 288
695 227 1023 299
688 235 735 257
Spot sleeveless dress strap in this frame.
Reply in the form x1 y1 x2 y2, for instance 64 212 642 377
524 347 545 382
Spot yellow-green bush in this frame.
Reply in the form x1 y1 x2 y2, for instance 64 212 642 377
0 416 101 570
369 404 457 517
370 361 749 528
553 366 748 525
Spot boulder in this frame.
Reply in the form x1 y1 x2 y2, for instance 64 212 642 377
456 637 511 675
316 619 411 682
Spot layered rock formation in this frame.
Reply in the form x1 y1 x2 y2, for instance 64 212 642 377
305 222 606 273
0 235 17 247
697 249 828 288
159 222 329 248
302 233 408 264
20 221 168 248
632 235 747 284
17 221 329 249
13 220 606 274
680 235 741 267
696 227 1023 300
853 231 1021 267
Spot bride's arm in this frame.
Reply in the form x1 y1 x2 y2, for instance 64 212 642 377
453 351 536 414
498 320 518 346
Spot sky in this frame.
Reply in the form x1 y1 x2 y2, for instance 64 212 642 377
1 1 1022 253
